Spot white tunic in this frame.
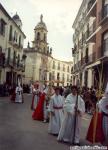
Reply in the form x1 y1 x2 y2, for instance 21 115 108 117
33 89 40 109
57 93 85 143
15 86 23 103
98 97 108 144
48 94 64 134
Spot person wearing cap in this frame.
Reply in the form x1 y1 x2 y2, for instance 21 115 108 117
86 82 108 145
48 87 64 135
57 85 85 145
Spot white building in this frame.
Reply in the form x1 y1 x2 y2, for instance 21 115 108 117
0 3 26 85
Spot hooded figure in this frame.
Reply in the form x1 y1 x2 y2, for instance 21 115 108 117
15 83 23 103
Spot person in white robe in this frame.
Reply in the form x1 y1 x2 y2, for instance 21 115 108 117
97 83 108 145
57 85 85 145
15 84 23 103
33 84 40 109
48 87 64 135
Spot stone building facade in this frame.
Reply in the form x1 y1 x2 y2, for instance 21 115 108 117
0 3 26 86
72 0 108 89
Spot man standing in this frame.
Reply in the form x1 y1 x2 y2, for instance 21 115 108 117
57 86 85 145
48 87 64 135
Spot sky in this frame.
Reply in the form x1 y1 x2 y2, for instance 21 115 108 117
0 0 82 61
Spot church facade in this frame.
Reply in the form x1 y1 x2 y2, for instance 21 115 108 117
24 15 72 86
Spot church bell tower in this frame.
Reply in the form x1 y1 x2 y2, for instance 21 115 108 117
33 14 48 54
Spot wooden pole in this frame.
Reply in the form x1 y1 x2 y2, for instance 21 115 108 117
93 62 103 143
72 91 79 144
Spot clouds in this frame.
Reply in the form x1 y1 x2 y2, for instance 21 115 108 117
1 0 82 61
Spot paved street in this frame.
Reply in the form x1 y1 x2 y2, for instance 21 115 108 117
0 94 92 150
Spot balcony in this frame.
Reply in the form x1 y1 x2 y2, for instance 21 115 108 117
99 6 108 25
9 38 23 50
86 0 97 17
86 20 96 42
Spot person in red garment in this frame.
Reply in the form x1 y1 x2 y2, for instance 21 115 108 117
86 83 108 145
32 87 48 121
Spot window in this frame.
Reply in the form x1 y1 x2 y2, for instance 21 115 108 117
9 25 13 41
103 31 108 55
0 46 2 53
0 19 6 36
7 48 11 63
43 47 46 53
19 36 21 47
103 0 108 17
44 33 46 41
58 62 60 70
57 73 60 80
13 31 18 43
85 48 88 63
0 70 1 83
63 64 65 71
37 32 40 40
17 54 20 66
49 72 52 81
13 51 16 64
67 66 69 72
53 61 55 69
52 71 55 80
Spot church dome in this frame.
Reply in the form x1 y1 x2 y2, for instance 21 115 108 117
12 13 22 28
13 13 21 21
35 15 47 31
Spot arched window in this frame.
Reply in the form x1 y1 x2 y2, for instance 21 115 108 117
37 32 40 40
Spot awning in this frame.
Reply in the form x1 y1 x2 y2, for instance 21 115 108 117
85 60 101 69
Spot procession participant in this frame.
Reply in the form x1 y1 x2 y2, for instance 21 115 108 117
32 86 48 121
29 83 33 94
57 85 85 145
86 83 108 145
31 83 40 110
15 83 23 103
48 87 64 135
43 84 55 123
